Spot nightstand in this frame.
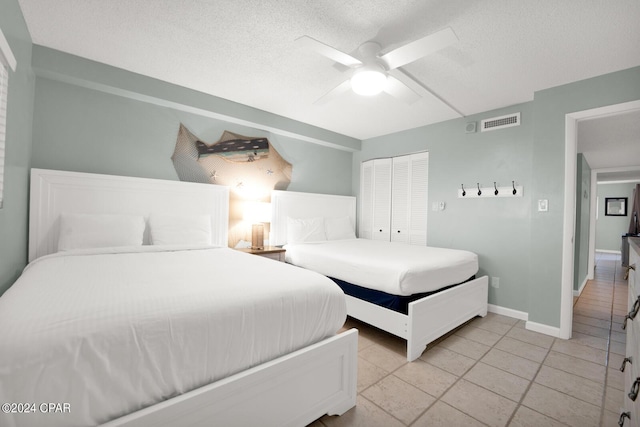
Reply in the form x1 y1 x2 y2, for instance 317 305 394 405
235 246 286 262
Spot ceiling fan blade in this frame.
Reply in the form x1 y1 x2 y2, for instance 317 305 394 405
380 27 458 70
295 36 362 68
384 75 421 104
313 79 352 105
387 68 463 116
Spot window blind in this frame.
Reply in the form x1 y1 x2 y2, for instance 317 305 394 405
0 27 16 209
0 63 7 208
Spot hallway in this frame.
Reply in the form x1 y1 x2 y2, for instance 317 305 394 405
573 252 628 426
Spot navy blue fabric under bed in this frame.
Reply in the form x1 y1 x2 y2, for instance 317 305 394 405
328 276 475 315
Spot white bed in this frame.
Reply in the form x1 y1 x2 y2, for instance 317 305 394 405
271 190 488 362
0 169 357 427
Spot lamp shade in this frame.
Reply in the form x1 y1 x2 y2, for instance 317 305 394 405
243 201 271 224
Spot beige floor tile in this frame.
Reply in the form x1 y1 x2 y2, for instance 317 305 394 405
463 362 530 402
472 317 516 335
522 383 601 427
481 348 541 381
394 359 457 398
610 339 627 356
609 352 625 370
611 329 627 343
506 327 555 349
441 379 517 427
534 365 603 406
513 319 527 329
420 346 476 376
358 344 407 373
509 406 568 427
412 401 486 427
437 335 491 360
607 367 625 391
357 357 388 392
455 326 503 346
572 322 610 339
320 395 405 427
551 338 607 365
574 306 611 321
361 375 435 425
569 331 609 351
602 409 624 427
484 312 520 325
573 314 611 329
604 386 625 414
543 351 606 383
494 336 548 363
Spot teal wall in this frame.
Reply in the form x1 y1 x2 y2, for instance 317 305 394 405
529 67 640 327
596 182 638 252
0 0 34 295
31 47 356 197
574 154 591 291
355 66 640 328
354 104 534 314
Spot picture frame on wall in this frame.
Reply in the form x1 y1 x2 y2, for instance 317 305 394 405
605 197 628 216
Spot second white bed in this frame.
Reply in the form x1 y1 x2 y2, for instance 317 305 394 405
285 238 479 296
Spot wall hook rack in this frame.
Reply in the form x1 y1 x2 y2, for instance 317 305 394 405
458 181 523 198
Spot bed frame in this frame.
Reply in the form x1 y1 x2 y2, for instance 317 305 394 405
29 169 357 427
271 189 488 362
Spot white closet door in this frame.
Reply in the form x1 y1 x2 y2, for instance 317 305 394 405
358 160 374 239
408 152 429 245
372 158 392 241
391 155 410 243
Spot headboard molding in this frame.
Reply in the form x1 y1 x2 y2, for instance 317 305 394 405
270 190 356 246
29 169 229 261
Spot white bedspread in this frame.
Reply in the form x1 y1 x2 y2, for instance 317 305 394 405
0 246 346 427
285 239 479 296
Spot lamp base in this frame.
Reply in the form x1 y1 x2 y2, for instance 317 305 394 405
251 223 264 250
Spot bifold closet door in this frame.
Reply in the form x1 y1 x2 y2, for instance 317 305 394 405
359 158 392 241
391 152 429 245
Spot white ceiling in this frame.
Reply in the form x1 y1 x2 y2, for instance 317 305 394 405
578 109 640 183
17 0 640 141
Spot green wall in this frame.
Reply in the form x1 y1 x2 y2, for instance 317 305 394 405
355 66 640 328
596 182 638 252
0 0 34 295
574 154 591 291
31 77 354 196
354 104 534 313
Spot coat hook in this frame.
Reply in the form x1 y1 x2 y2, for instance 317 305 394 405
477 183 482 196
512 181 517 195
461 184 466 197
494 182 499 196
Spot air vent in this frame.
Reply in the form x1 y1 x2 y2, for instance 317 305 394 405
480 113 520 132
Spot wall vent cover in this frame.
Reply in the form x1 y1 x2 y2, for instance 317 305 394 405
480 112 520 132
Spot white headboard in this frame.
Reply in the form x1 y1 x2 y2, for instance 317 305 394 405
270 190 356 246
29 169 229 261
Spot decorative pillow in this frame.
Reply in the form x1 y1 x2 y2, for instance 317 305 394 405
325 216 356 240
149 214 212 246
286 217 327 244
58 213 145 251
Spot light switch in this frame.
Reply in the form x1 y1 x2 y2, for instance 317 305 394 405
538 199 549 212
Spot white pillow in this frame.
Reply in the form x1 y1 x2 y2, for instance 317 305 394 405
58 213 145 251
149 214 212 246
325 216 356 240
286 217 327 244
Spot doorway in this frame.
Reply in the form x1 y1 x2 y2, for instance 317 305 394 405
561 99 640 339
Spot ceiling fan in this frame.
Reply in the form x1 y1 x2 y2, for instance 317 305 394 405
296 27 458 105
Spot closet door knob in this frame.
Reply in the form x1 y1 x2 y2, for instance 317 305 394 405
621 357 633 372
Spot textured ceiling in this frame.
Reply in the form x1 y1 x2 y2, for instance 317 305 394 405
17 0 640 141
578 109 640 182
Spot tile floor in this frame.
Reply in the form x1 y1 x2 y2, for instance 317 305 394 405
311 252 628 427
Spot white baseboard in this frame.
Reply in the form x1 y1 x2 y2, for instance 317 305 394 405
526 321 561 338
573 277 588 297
487 304 528 321
596 249 621 254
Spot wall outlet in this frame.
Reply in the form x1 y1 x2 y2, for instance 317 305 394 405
491 277 500 288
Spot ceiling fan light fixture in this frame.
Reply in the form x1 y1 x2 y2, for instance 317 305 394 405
350 66 387 96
